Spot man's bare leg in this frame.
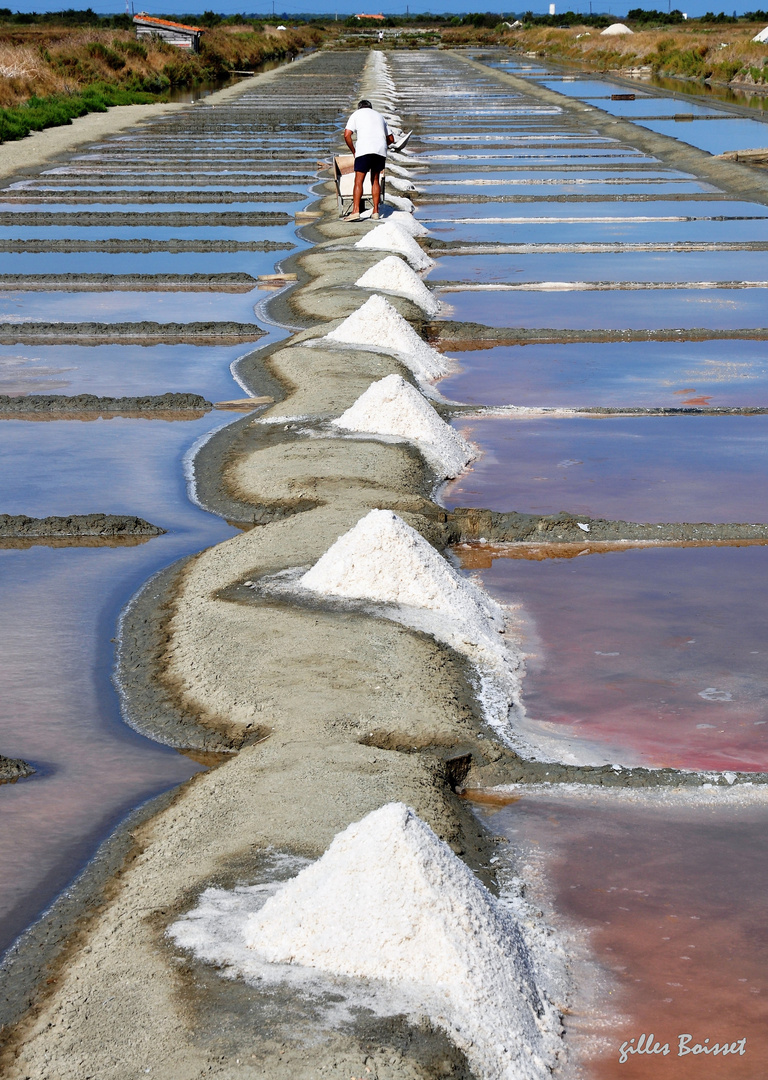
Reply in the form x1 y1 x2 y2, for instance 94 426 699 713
351 171 365 216
371 171 381 216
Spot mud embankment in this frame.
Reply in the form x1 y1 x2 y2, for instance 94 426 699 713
0 513 165 542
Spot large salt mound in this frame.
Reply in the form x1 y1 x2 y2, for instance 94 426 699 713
355 221 434 271
323 294 448 381
300 508 503 631
245 803 561 1080
600 21 633 34
355 255 441 316
332 374 473 479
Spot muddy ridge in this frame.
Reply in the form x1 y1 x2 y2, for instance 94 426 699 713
0 755 34 783
0 211 291 227
0 321 266 342
0 239 295 253
0 513 165 538
0 273 257 291
0 393 212 413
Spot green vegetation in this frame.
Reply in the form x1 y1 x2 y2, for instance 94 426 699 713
0 82 157 142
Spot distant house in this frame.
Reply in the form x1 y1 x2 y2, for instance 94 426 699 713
133 13 204 52
355 13 386 19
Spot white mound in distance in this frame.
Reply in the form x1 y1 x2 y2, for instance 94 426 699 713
600 21 633 34
245 802 561 1080
355 255 440 316
753 24 768 41
355 221 434 271
323 294 448 381
332 374 473 479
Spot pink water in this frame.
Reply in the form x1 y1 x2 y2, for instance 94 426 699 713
476 793 768 1078
458 543 768 770
446 415 768 524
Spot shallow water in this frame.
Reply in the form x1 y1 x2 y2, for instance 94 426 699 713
0 342 262 399
439 339 768 409
446 415 768 524
636 117 768 156
0 411 239 954
438 286 768 331
430 249 768 285
0 289 264 325
459 543 768 770
477 794 768 1077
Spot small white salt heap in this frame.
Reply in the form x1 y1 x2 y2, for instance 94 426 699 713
355 221 434 271
245 802 561 1080
387 210 429 238
332 374 473 479
384 192 415 213
355 255 440 316
324 294 448 381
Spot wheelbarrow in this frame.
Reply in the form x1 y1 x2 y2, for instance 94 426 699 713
334 153 387 218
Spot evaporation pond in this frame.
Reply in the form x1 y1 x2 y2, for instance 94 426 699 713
419 216 768 245
446 414 768 523
0 249 295 276
0 289 263 325
0 412 237 955
430 248 768 284
0 341 257 399
637 117 768 157
458 543 768 770
438 286 768 330
439 339 768 409
475 792 768 1078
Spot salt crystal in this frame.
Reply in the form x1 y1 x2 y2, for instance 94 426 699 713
355 256 441 316
323 295 447 381
355 222 434 271
245 803 562 1080
332 374 473 479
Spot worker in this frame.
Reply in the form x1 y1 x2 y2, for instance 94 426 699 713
343 99 394 221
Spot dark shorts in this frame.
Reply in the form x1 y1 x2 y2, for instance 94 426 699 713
354 153 386 175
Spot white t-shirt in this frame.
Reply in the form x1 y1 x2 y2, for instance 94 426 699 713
345 108 389 158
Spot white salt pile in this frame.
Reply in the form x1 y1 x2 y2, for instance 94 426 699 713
332 374 473 479
355 221 434 271
323 294 448 381
387 210 429 238
245 803 562 1080
384 192 415 213
300 509 501 627
387 174 418 193
355 255 441 316
600 21 633 33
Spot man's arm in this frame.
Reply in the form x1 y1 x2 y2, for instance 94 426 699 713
344 129 355 154
387 133 395 146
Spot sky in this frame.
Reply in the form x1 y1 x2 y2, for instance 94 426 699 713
2 0 761 21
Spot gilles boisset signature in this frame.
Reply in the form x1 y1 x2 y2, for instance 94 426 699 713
619 1033 747 1063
